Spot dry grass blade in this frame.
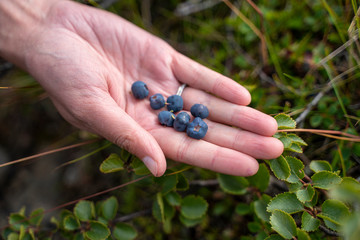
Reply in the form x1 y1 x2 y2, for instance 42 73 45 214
278 129 360 142
0 138 100 168
222 0 268 63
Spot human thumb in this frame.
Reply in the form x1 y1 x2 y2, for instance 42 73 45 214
74 99 167 177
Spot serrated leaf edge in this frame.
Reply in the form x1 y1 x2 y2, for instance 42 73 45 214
296 185 315 203
311 171 342 190
287 133 308 146
266 192 304 214
270 210 297 239
301 211 320 232
269 156 291 181
274 113 297 129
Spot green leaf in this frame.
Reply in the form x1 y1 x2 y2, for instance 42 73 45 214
218 173 249 195
255 231 268 240
311 171 342 190
164 191 181 207
101 196 118 221
154 192 165 222
113 223 137 240
247 221 262 233
330 177 360 203
279 136 292 149
131 158 150 175
154 172 178 195
235 203 251 216
29 208 44 226
85 221 110 240
287 134 307 146
310 160 332 172
99 153 124 173
267 192 304 214
247 163 270 191
275 113 296 129
310 114 323 128
296 228 310 240
74 200 95 221
9 213 29 231
7 233 19 240
254 194 272 222
285 156 305 183
264 234 285 240
304 190 319 208
176 173 189 191
296 185 315 203
309 160 332 172
180 195 208 219
179 214 204 227
73 233 84 240
152 194 175 222
63 215 80 231
318 199 350 231
286 142 303 153
288 181 303 192
270 210 297 239
341 212 360 240
301 211 320 232
269 156 291 180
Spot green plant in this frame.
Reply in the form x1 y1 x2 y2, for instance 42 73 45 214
1 0 360 239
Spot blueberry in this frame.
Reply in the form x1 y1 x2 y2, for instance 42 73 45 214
149 93 165 110
190 103 209 119
158 111 175 126
173 112 191 132
186 117 208 139
131 81 149 99
166 95 183 113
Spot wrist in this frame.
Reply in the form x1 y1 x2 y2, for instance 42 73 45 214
0 0 59 68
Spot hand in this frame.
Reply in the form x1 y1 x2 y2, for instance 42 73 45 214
22 0 283 176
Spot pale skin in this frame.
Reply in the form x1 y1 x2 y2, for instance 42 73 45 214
0 0 283 177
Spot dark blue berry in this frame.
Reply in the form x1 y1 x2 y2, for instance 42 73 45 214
186 117 208 139
173 112 190 132
166 95 183 113
131 81 149 99
149 93 165 110
158 111 175 126
190 104 209 119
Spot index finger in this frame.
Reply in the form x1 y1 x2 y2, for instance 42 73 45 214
171 53 251 106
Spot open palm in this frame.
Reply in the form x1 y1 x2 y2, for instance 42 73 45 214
24 0 283 176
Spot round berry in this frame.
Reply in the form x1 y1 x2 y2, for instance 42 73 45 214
131 81 149 99
149 93 165 110
158 111 175 127
190 104 209 119
166 95 183 113
173 112 191 132
186 117 208 139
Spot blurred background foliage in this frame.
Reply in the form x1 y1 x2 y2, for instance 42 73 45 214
0 0 359 239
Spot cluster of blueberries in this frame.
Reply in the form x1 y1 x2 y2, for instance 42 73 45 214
131 81 209 139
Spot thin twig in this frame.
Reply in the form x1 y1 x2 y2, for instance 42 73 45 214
296 64 360 124
115 209 152 222
319 225 340 237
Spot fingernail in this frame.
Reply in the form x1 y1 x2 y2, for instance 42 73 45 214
142 156 158 176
